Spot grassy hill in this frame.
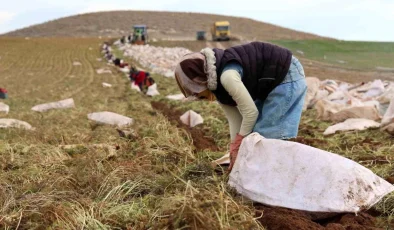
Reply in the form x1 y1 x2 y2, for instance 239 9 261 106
3 11 326 41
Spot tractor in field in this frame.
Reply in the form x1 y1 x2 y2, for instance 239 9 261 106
131 25 148 45
211 21 231 41
196 31 206 41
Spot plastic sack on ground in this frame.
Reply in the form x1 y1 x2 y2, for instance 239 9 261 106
146 83 160 97
0 102 9 114
229 133 394 213
324 118 380 135
96 68 112 74
180 110 203 127
330 105 381 122
32 98 75 112
102 82 112 88
87 111 133 128
166 93 186 101
363 80 385 99
0 119 34 130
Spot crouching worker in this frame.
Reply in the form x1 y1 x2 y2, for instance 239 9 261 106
129 67 155 92
174 42 307 171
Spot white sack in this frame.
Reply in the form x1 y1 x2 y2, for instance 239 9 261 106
363 80 385 99
102 82 112 88
0 102 9 114
120 67 130 73
96 68 112 74
87 111 133 128
146 83 160 96
324 118 380 135
32 98 75 112
180 110 203 127
166 94 186 101
229 133 394 213
73 61 82 66
0 119 33 130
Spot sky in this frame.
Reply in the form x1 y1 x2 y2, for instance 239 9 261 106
1 0 394 41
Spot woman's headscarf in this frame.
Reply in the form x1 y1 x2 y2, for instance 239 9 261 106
174 52 208 98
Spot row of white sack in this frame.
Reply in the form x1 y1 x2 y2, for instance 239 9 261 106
305 78 393 112
304 77 394 135
324 97 394 135
0 98 75 114
121 44 190 78
1 108 203 131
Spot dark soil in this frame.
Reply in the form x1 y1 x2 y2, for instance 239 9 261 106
151 101 219 152
254 205 381 230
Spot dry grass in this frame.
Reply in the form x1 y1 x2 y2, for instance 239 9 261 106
1 37 394 229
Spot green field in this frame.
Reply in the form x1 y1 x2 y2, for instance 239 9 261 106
272 40 394 70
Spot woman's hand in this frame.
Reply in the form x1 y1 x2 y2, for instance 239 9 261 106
228 134 244 172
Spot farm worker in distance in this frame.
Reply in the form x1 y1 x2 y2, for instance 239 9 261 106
174 42 307 171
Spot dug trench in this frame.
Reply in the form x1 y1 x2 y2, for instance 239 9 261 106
254 204 382 230
150 101 219 152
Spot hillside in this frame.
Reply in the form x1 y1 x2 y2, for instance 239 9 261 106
3 11 327 41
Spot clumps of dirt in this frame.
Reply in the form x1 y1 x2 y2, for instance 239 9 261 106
151 101 219 152
289 137 328 148
254 205 381 230
356 155 393 165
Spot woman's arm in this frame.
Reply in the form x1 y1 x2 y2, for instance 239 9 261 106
220 69 259 137
220 103 242 141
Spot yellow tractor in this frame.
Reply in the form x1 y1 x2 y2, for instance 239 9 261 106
211 21 231 41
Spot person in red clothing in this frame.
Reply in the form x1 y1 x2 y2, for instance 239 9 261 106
129 67 155 92
0 88 8 99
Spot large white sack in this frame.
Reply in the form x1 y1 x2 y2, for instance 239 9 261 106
87 111 133 128
324 118 380 135
303 77 320 110
363 80 385 99
180 110 203 127
229 133 394 213
146 83 160 96
0 102 9 114
31 98 75 112
166 93 186 101
0 119 33 130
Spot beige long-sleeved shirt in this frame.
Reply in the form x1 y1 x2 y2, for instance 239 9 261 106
219 69 259 141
